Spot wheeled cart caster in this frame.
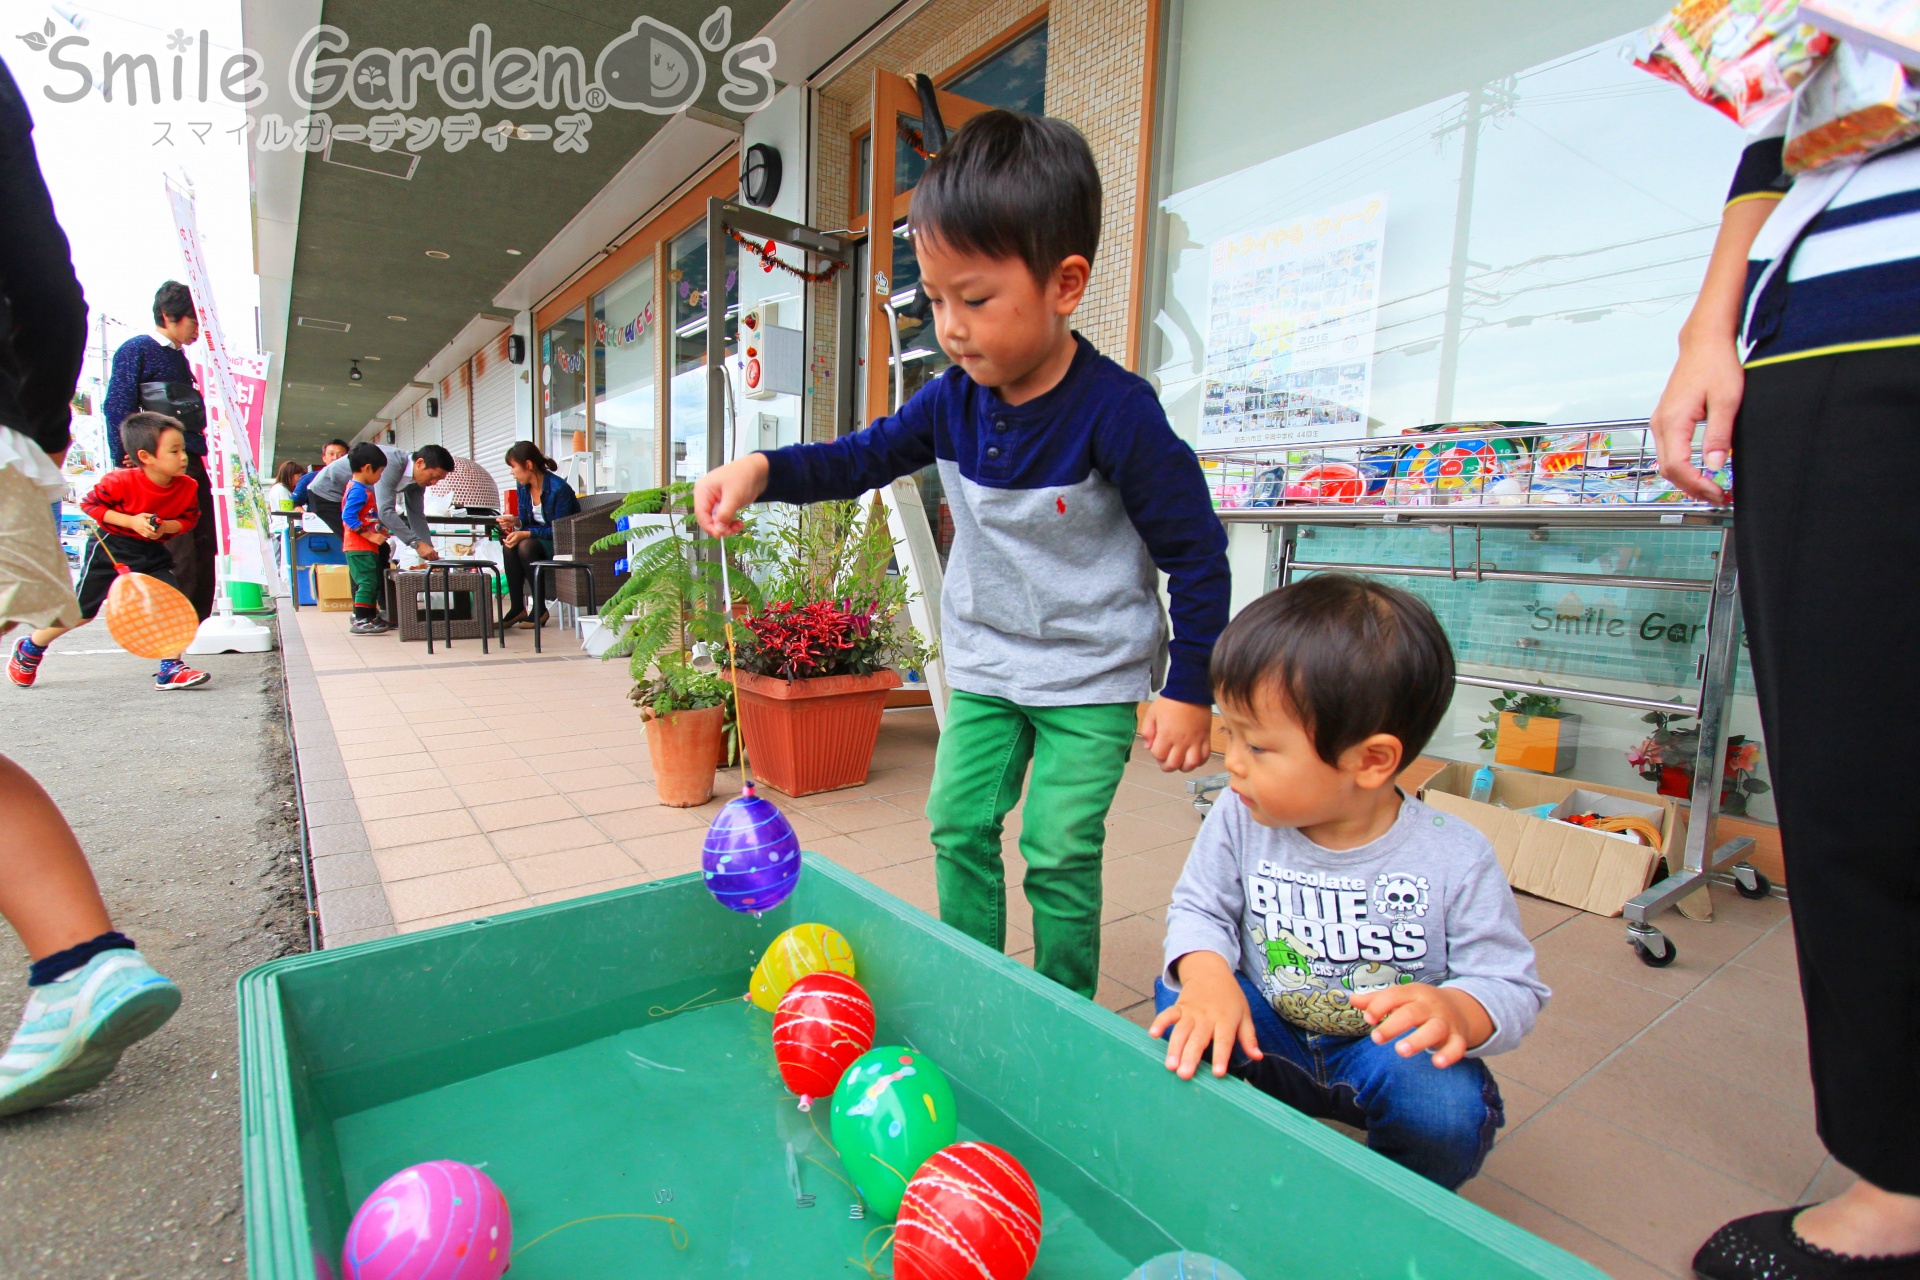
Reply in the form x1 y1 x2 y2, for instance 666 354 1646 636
1732 863 1772 900
1627 922 1677 968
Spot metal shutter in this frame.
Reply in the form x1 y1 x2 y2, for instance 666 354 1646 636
437 367 467 455
470 333 518 498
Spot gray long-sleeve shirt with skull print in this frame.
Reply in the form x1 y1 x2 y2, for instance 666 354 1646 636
1163 791 1549 1057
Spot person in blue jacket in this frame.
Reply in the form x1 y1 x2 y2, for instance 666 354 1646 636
498 440 579 629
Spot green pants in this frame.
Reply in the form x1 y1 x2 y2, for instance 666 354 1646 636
345 551 382 608
928 690 1137 998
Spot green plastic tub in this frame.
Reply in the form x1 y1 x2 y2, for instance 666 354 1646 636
238 855 1601 1279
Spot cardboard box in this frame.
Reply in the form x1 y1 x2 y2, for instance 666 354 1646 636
312 564 354 613
1419 762 1702 918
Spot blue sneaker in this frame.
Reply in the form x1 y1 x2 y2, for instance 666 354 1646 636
0 949 181 1116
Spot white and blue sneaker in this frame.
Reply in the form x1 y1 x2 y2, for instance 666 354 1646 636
0 949 181 1116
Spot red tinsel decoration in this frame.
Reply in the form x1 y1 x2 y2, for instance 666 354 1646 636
724 227 846 284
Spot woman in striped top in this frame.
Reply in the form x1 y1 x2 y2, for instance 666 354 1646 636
1656 132 1920 1279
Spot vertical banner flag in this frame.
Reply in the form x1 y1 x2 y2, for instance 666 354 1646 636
165 177 276 588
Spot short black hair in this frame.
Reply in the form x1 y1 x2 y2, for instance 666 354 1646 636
324 438 351 453
909 109 1101 283
121 411 183 462
1211 575 1456 766
153 281 196 326
347 442 388 473
413 443 454 472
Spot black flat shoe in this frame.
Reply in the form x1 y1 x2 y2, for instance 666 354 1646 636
1696 1209 1920 1279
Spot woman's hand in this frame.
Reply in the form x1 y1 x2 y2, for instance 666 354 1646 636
504 529 529 549
1651 335 1742 505
497 514 518 532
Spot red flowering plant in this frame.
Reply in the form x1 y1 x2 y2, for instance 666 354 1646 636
1626 710 1771 816
733 498 935 681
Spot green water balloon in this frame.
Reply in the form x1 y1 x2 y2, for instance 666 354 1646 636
828 1045 957 1219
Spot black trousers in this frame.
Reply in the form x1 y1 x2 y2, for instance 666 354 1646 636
168 453 218 620
306 492 344 538
502 536 552 611
1734 346 1920 1195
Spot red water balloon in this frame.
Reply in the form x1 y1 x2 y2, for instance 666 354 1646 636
771 971 874 1108
894 1142 1042 1280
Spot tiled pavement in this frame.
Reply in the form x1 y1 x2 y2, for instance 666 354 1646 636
283 602 1835 1278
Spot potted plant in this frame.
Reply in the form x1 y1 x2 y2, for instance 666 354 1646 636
1627 712 1771 816
594 483 761 806
1476 691 1579 774
728 497 935 797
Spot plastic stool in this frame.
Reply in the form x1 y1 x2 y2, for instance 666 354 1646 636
528 561 596 653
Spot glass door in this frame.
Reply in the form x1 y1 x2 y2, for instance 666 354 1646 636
593 259 658 494
667 221 739 482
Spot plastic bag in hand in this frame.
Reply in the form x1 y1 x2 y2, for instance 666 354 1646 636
1786 40 1920 170
1635 0 1834 127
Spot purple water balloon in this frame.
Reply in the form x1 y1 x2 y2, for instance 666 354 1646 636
340 1160 511 1280
702 783 801 913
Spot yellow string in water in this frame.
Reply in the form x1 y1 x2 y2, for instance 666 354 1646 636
647 988 746 1018
511 1212 690 1258
852 1223 897 1279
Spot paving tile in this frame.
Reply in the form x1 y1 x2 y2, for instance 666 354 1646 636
1489 1008 1619 1096
437 757 539 785
1115 1000 1157 1031
1461 1177 1677 1280
1731 920 1799 980
811 798 920 834
311 851 383 893
536 764 642 794
1514 893 1580 939
620 827 710 873
594 805 706 841
353 787 466 822
1562 1045 1823 1202
810 834 894 875
429 743 521 765
395 901 531 934
1106 781 1173 814
317 883 394 936
1098 913 1169 994
408 729 505 752
346 766 449 797
497 817 607 858
507 843 642 895
362 809 482 850
1103 852 1183 917
385 863 528 922
532 873 650 905
299 776 356 803
863 862 939 915
1532 911 1747 1001
451 774 559 806
517 747 610 774
849 818 934 862
565 782 658 815
1801 1156 1858 1203
322 924 398 949
301 798 362 828
1533 955 1677 1043
470 793 580 833
1100 813 1195 858
1129 798 1206 836
1095 972 1145 1013
1633 999 1815 1113
345 750 436 778
1481 1105 1779 1277
1685 961 1808 1039
308 822 371 856
1490 1072 1553 1138
371 834 501 882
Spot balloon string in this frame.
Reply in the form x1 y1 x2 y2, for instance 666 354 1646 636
808 1106 840 1157
715 534 753 789
512 1212 689 1258
853 1224 897 1279
85 522 126 569
803 1153 854 1193
646 988 745 1018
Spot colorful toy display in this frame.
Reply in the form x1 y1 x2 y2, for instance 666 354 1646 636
893 1141 1043 1280
700 782 801 913
750 922 857 1011
771 971 875 1108
1284 462 1365 504
340 1160 512 1280
829 1046 958 1219
101 565 198 658
1124 1253 1250 1280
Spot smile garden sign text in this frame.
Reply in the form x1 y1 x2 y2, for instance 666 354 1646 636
14 7 775 155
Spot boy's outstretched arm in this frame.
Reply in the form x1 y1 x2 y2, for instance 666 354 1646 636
695 392 940 537
1095 386 1231 772
1150 949 1262 1080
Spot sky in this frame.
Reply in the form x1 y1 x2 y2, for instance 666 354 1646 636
8 0 261 398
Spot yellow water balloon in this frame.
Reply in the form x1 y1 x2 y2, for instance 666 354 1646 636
749 923 856 1011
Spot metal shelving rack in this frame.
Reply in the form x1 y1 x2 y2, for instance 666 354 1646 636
1193 420 1768 966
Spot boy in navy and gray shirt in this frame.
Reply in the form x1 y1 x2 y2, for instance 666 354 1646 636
697 111 1230 999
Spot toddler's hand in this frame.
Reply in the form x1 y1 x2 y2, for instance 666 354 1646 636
1147 950 1262 1080
694 453 770 538
1140 697 1214 773
1348 982 1492 1070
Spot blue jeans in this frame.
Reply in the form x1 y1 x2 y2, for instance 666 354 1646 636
1154 974 1502 1189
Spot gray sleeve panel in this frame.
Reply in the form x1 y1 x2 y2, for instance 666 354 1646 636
1161 801 1248 989
305 456 350 504
1438 841 1552 1058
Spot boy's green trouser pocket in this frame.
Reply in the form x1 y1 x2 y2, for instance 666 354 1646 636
345 551 381 607
927 690 1138 999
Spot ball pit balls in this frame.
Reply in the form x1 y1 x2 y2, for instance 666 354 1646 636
894 1141 1042 1280
750 922 856 1011
340 1160 511 1280
701 784 801 913
1125 1253 1249 1280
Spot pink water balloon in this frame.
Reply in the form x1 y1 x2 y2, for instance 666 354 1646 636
341 1160 512 1280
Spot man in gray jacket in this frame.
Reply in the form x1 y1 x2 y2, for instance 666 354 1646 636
305 443 451 563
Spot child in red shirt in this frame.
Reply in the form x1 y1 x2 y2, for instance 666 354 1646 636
339 442 391 634
8 412 211 690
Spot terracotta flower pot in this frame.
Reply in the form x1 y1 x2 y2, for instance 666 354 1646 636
644 703 726 807
731 668 902 797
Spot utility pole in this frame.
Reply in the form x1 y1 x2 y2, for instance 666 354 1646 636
1432 77 1516 424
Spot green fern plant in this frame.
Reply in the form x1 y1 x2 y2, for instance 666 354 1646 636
591 482 763 714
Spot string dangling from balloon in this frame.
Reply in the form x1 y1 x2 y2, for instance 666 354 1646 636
716 535 752 789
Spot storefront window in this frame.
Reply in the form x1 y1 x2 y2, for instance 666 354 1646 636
541 306 587 460
667 222 739 480
593 260 657 495
949 21 1046 114
1145 1 1750 448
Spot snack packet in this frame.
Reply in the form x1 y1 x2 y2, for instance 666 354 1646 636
1799 0 1920 71
1785 39 1920 170
1636 0 1835 127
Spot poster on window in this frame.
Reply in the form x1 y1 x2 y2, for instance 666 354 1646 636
1200 194 1387 449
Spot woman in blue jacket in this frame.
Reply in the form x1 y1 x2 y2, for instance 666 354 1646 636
497 441 579 628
